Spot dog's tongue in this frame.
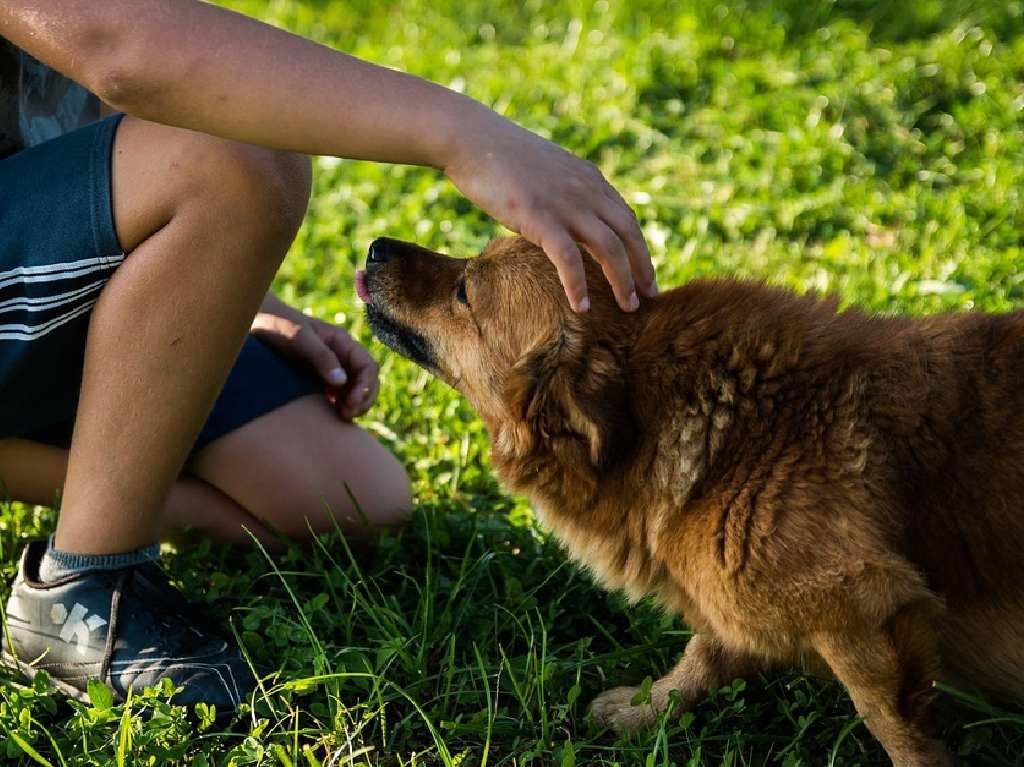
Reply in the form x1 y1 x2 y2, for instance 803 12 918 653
355 270 370 303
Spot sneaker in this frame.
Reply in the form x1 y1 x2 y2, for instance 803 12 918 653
1 540 255 711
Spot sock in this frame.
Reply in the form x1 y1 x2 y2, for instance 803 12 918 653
38 534 161 583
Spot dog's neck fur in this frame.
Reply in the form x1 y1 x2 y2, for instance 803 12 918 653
486 280 868 607
485 299 716 603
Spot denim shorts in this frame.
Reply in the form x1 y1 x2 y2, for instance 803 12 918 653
0 114 321 451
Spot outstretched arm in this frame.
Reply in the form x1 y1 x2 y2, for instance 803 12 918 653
1 0 655 312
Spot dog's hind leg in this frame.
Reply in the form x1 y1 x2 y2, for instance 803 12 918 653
588 632 765 732
810 603 951 767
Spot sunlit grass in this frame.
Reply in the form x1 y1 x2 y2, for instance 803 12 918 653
3 0 1024 764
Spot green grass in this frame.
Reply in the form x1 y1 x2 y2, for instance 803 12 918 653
4 0 1024 764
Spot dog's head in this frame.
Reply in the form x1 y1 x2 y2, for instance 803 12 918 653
358 236 636 472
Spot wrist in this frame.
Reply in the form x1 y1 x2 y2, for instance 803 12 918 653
428 94 507 172
251 311 292 337
258 292 306 324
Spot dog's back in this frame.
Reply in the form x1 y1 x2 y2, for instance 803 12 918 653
874 309 1024 697
637 282 1024 697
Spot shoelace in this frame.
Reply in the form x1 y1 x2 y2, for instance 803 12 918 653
97 566 219 687
98 569 128 686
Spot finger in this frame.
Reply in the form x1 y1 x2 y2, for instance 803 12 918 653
602 199 657 298
322 331 380 417
528 219 590 312
324 329 375 378
297 327 347 387
349 373 380 418
342 358 380 418
575 216 638 312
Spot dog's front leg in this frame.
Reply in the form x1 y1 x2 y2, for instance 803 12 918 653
588 632 764 732
810 604 951 767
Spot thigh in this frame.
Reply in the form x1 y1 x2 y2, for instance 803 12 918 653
0 435 281 547
189 393 412 537
0 438 70 507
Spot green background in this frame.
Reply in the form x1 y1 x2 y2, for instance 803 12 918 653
3 0 1024 764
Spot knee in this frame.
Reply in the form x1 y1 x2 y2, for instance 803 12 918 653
202 142 312 242
349 450 414 530
259 442 412 539
191 392 414 540
112 117 312 254
256 150 312 238
316 442 413 535
148 122 312 243
320 449 413 534
259 151 312 238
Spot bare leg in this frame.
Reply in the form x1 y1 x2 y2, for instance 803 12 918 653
0 396 411 545
810 606 951 767
589 632 766 732
0 437 277 545
54 117 310 554
162 476 279 545
188 394 412 537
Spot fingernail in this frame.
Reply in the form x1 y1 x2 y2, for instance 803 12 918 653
577 296 591 313
328 367 347 386
641 278 659 298
627 291 640 311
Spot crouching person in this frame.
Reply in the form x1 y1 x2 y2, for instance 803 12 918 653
0 0 652 710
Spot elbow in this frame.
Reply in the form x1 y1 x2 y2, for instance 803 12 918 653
87 59 164 115
74 21 166 115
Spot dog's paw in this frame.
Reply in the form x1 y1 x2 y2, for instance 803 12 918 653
588 686 662 733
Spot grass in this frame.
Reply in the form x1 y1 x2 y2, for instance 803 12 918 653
4 0 1024 763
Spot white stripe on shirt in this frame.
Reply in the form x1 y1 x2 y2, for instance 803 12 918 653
0 279 105 315
0 298 98 341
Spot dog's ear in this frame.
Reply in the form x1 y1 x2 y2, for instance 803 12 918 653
502 333 634 470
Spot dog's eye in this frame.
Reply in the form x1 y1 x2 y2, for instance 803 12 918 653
455 276 469 305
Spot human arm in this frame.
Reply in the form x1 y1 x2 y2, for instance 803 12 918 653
0 0 655 311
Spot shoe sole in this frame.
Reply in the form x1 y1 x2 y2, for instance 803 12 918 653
1 649 91 703
2 649 243 726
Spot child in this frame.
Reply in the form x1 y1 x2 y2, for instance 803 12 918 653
0 0 655 709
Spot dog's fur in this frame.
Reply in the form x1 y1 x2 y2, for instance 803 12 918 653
363 235 1024 766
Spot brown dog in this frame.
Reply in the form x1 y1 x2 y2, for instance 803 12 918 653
358 235 1024 766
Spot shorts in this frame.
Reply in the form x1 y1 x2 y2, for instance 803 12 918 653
0 114 322 452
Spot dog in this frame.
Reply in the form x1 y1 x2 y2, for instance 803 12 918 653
357 234 1024 766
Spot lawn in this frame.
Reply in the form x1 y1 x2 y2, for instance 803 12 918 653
4 0 1024 764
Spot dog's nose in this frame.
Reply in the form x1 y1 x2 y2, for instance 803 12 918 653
367 238 391 265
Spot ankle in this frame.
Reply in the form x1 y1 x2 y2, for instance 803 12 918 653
38 534 160 582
